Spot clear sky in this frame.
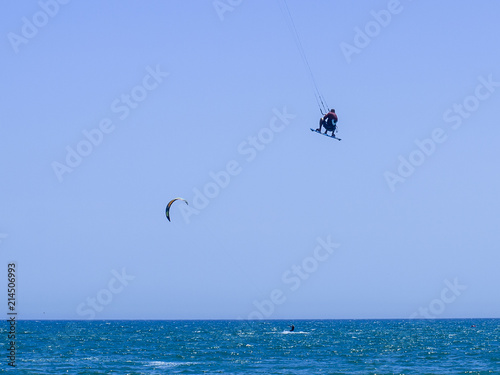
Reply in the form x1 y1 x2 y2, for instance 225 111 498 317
1 0 500 320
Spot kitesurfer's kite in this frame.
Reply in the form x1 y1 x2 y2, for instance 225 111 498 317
166 198 188 221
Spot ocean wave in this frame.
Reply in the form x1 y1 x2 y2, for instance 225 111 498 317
146 360 198 368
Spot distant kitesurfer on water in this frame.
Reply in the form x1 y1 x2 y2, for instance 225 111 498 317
290 324 295 332
317 109 338 136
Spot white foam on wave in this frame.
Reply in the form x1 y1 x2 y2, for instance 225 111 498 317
147 361 197 368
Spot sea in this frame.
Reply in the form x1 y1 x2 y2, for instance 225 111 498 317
1 319 499 374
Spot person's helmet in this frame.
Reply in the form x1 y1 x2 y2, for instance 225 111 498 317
331 109 335 112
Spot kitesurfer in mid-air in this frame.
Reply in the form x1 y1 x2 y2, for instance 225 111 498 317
317 109 338 137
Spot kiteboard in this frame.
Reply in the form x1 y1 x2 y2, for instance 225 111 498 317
310 128 341 141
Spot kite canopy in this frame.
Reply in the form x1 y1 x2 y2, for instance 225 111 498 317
166 198 188 221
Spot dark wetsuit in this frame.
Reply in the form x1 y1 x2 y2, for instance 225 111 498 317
322 111 338 131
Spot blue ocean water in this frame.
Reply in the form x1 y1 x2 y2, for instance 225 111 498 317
1 319 499 374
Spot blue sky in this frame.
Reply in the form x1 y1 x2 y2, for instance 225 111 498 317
1 0 500 320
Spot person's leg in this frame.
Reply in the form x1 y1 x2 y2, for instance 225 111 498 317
317 118 324 132
324 119 332 134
